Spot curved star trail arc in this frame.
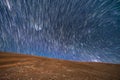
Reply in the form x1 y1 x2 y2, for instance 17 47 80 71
0 0 120 63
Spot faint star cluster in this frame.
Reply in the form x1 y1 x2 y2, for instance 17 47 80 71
0 0 120 63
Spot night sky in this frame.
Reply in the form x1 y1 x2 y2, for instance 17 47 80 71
0 0 120 63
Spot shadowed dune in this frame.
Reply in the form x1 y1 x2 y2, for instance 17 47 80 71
0 52 120 80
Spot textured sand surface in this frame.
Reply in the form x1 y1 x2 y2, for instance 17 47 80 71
0 52 120 80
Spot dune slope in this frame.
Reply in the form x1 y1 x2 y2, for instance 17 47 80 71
0 52 120 80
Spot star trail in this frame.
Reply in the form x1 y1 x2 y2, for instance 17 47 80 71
0 0 120 63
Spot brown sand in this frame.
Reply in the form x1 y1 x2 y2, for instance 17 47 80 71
0 52 120 80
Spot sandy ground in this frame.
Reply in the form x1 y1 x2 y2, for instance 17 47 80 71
0 52 120 80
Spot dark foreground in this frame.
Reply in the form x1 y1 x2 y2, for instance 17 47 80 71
0 52 120 80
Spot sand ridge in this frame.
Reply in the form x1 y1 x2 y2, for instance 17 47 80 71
0 52 120 80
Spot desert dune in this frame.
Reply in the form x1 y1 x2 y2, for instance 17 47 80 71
0 52 120 80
